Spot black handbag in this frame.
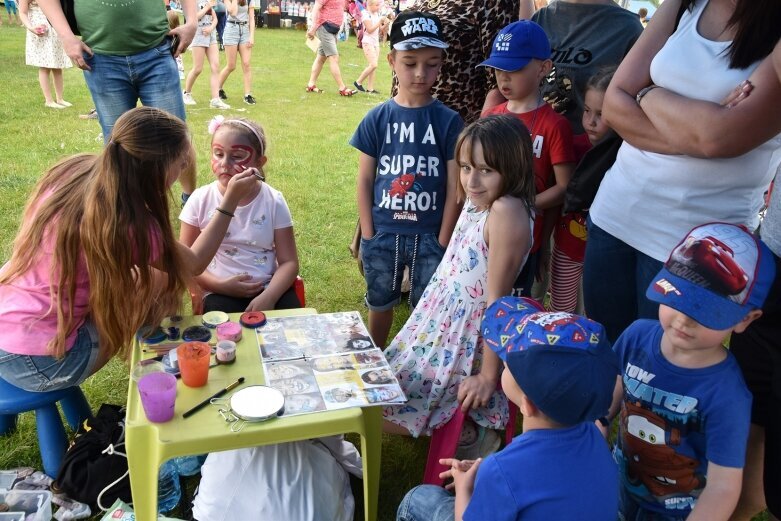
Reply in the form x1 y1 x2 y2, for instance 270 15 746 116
563 133 623 214
60 0 79 35
322 21 340 34
52 404 131 511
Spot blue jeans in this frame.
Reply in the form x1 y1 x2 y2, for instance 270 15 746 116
582 217 663 343
82 37 186 141
0 321 100 392
397 485 455 521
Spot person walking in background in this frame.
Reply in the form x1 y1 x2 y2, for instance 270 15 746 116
305 0 355 96
4 0 21 25
19 0 72 109
217 0 256 105
183 0 230 109
353 0 385 94
214 0 227 50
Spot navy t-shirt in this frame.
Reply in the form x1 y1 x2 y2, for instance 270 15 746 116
613 320 751 516
350 99 463 235
465 422 618 521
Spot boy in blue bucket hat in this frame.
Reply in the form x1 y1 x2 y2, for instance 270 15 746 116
396 296 619 521
606 222 776 521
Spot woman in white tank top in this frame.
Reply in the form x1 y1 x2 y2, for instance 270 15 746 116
583 0 781 343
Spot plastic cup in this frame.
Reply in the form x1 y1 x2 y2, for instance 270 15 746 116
177 342 211 387
131 360 166 383
138 372 177 423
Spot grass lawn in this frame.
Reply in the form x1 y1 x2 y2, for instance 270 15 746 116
0 23 769 521
0 24 430 520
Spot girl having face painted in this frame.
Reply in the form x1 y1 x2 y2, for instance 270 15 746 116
180 116 302 313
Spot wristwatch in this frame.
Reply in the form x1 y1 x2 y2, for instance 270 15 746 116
636 85 659 104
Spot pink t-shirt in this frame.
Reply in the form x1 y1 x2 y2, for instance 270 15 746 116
315 0 344 28
0 219 162 356
0 232 91 356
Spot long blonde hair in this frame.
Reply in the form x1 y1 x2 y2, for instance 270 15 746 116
0 107 190 359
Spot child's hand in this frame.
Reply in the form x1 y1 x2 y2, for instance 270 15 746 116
218 273 264 298
439 458 482 495
223 169 260 208
457 373 496 412
246 292 275 312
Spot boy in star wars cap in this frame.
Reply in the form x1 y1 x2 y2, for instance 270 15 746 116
396 296 619 521
351 10 462 348
480 20 575 298
605 222 775 521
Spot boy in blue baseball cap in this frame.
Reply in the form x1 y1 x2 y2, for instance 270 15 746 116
479 20 576 297
396 297 619 521
605 222 776 521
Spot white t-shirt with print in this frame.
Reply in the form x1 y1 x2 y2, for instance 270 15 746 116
180 181 293 288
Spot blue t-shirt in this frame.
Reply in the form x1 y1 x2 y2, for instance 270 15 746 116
613 320 752 516
350 99 463 235
465 422 618 521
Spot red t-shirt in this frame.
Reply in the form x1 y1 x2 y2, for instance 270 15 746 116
482 102 575 253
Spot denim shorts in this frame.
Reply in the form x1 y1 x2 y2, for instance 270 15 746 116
5 0 17 14
223 21 250 46
0 321 100 392
360 232 445 311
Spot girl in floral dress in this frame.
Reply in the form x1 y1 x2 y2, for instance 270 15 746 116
383 115 536 443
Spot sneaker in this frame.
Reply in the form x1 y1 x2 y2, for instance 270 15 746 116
210 97 230 109
182 91 196 105
219 89 228 100
243 94 256 105
455 423 501 461
353 81 365 92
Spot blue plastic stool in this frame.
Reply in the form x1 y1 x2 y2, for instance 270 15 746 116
0 378 92 477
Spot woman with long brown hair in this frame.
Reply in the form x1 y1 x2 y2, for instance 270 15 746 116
0 107 256 392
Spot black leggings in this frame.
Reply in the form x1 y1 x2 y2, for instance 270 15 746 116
203 285 301 314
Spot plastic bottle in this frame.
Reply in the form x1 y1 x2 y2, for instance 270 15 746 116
157 460 182 513
173 454 207 477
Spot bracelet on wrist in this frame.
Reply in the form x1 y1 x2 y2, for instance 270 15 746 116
215 207 234 218
636 85 659 104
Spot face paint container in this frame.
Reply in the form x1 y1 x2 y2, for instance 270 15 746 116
216 321 243 342
215 340 237 365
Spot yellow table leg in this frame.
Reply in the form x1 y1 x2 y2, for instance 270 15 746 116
361 406 383 521
126 426 160 521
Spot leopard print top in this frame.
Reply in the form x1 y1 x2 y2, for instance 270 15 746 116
391 0 520 124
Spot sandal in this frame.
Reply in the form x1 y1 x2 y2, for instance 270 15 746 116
306 85 324 93
339 88 356 97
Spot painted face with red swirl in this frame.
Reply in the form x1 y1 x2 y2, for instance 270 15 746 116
210 127 264 191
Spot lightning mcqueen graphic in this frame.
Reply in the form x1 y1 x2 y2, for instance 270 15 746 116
678 235 748 295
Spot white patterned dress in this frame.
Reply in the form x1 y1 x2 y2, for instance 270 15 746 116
24 2 71 69
383 200 529 437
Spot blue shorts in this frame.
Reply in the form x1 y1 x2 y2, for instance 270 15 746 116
0 320 100 392
5 1 17 15
360 232 445 311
